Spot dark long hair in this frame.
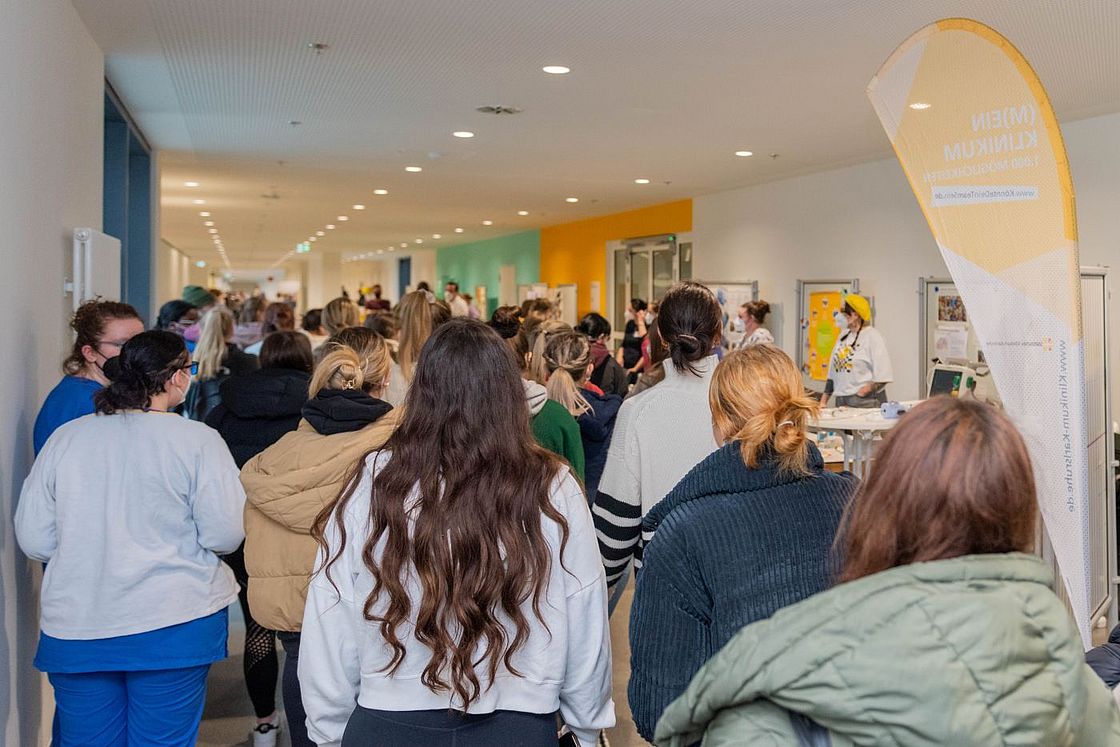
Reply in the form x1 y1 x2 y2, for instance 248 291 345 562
656 281 721 375
839 397 1038 583
93 331 188 414
313 319 569 706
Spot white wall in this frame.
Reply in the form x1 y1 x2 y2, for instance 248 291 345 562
0 2 104 744
409 249 437 293
339 259 385 302
694 111 1120 407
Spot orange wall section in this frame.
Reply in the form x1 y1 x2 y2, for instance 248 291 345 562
540 199 692 316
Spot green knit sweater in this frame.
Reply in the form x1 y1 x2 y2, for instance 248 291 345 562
532 400 585 482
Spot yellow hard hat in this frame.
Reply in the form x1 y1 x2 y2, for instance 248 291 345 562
845 293 872 322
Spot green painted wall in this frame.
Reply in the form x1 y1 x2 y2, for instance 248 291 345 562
436 230 540 316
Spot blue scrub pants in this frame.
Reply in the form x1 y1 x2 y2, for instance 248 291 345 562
48 665 210 747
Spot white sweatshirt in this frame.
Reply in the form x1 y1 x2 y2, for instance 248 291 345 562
299 452 615 746
593 355 720 589
15 411 245 639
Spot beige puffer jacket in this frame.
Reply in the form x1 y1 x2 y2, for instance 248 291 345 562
240 408 401 631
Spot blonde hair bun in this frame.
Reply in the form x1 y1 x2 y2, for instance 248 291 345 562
709 345 819 475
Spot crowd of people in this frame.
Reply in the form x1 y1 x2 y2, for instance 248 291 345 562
15 279 1120 746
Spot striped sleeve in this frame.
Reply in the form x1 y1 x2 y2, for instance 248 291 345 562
593 490 642 588
593 406 643 591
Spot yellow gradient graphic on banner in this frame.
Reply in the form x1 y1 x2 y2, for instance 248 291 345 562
868 18 1092 645
868 18 1080 336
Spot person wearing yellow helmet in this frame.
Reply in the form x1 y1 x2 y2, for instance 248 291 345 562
820 293 893 408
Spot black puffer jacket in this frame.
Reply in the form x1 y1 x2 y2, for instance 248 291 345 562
185 344 259 422
205 367 310 467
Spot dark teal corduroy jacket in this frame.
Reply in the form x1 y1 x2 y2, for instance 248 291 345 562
628 442 858 741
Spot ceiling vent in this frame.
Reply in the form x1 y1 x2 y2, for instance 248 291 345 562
476 105 523 115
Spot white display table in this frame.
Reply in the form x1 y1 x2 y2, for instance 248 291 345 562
809 402 922 477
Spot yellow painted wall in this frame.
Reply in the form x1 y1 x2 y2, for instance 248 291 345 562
540 199 692 316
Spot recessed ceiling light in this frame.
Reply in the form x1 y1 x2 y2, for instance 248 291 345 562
517 210 529 216
208 228 217 234
377 249 384 254
909 102 932 110
735 150 753 157
326 224 335 230
309 237 317 242
452 131 475 138
565 197 579 203
352 204 365 210
199 211 210 217
432 233 442 239
192 199 206 205
337 216 348 221
400 243 408 248
204 221 214 226
388 247 395 252
374 189 389 195
316 231 325 236
405 166 423 173
195 260 207 268
542 65 571 75
634 178 651 184
454 227 464 233
415 239 423 244
184 181 200 188
482 220 493 226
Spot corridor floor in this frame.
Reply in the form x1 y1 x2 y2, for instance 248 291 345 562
198 588 645 746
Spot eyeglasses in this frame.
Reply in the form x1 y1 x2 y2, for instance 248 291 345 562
97 339 131 351
181 362 199 376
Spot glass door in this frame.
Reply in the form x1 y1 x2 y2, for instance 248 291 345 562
612 236 679 334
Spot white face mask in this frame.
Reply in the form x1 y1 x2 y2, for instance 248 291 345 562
833 311 848 329
173 369 192 407
731 317 746 334
644 312 655 325
624 309 635 321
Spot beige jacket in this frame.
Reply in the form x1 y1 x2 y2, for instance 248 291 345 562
240 409 401 631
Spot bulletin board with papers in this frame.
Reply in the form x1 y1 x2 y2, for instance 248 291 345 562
796 279 859 389
918 277 981 393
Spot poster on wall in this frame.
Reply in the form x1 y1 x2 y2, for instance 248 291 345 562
695 281 757 349
796 279 858 385
868 19 1091 643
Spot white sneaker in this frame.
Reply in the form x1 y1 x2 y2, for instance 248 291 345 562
251 718 281 747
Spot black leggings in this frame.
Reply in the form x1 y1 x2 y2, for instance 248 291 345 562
341 708 558 747
224 544 278 719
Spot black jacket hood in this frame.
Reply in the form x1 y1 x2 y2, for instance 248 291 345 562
302 389 394 435
218 367 310 419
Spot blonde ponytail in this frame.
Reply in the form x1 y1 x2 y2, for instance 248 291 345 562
709 345 819 475
194 308 234 382
309 328 392 398
527 319 569 385
542 330 593 417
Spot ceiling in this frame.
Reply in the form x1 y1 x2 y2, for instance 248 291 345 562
72 0 1120 271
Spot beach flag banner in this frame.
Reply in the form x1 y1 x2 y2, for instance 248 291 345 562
867 18 1090 644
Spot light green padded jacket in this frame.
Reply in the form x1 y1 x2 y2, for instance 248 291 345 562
655 553 1120 746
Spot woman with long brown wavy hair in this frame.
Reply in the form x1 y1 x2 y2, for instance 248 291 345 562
300 319 614 747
